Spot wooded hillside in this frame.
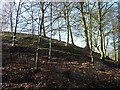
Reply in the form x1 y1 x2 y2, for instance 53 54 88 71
0 1 120 89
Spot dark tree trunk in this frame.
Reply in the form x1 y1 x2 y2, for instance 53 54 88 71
98 2 104 60
80 2 90 49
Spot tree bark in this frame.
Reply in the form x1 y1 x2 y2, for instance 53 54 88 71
103 33 106 58
118 2 120 62
88 3 93 62
64 4 69 46
10 2 13 33
40 2 46 37
12 1 21 47
48 2 52 60
98 2 104 60
31 3 34 36
80 2 90 49
35 48 39 69
56 4 61 41
64 3 74 46
113 32 117 61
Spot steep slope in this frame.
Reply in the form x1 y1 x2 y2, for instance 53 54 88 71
2 32 120 89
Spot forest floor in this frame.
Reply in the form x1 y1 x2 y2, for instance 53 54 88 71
2 32 120 89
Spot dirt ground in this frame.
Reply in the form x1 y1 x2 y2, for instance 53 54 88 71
2 44 120 89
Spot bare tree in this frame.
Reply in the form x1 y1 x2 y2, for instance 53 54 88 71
88 3 94 62
9 2 14 33
98 2 105 59
30 1 34 35
56 3 61 41
48 2 52 60
118 2 120 62
35 2 49 69
12 0 23 47
80 2 90 49
63 3 74 46
98 2 115 60
39 2 46 37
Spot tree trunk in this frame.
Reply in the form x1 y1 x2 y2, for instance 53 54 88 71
80 2 90 49
118 2 120 62
42 9 46 37
64 4 69 46
40 2 46 37
35 2 44 69
12 1 21 47
48 2 52 60
64 3 74 46
66 12 74 45
103 33 106 58
10 2 13 33
89 8 93 62
113 32 117 61
31 6 34 36
38 15 40 35
56 4 61 41
58 18 61 41
35 48 39 69
98 2 104 60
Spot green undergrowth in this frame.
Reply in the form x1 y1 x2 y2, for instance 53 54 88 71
2 32 13 39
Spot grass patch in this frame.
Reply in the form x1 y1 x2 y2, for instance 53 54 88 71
2 32 13 39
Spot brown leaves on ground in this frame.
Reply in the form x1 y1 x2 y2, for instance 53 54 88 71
2 44 120 89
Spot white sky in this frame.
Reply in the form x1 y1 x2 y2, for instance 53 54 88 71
1 0 119 2
0 0 118 49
